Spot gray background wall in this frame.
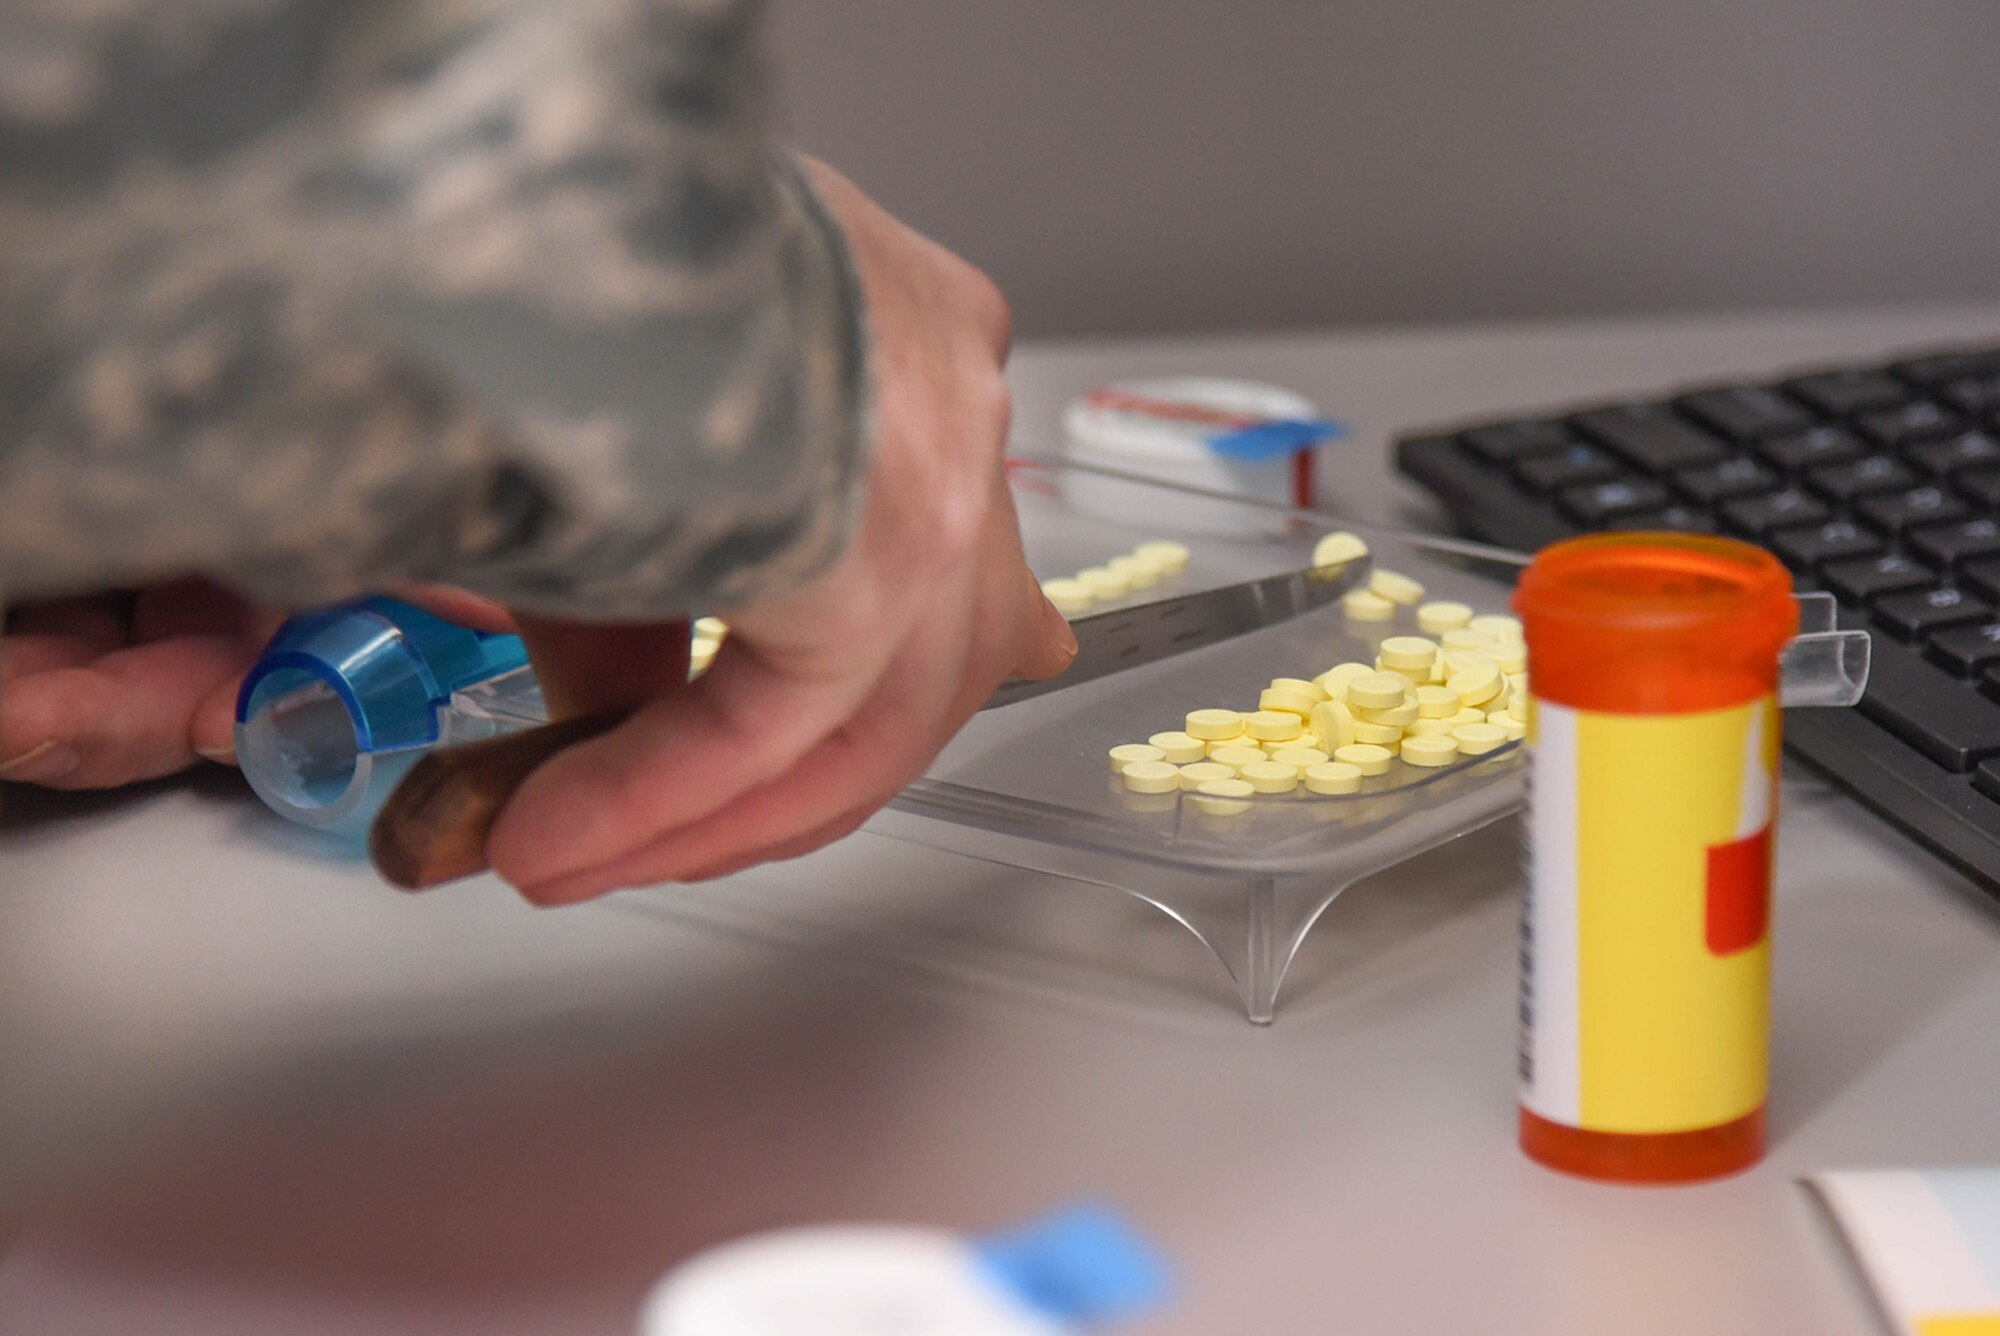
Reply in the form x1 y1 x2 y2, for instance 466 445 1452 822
771 1 2000 339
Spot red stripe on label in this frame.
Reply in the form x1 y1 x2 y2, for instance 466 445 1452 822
1704 826 1771 956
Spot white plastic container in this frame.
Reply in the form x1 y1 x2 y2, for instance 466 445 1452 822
639 1208 1171 1336
1060 377 1330 533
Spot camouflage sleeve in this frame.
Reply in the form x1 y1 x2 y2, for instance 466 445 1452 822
0 0 872 620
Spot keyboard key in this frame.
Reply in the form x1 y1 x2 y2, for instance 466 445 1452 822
1672 456 1777 503
1783 369 1910 416
1956 467 2000 510
1874 585 1990 640
1856 484 1968 533
1805 454 1916 502
1571 405 1728 472
1463 420 1573 462
1963 557 2000 604
1676 386 1813 442
1557 478 1670 525
1511 443 1621 492
1858 400 1966 447
1942 373 2000 414
1757 425 1865 473
1893 349 2000 385
1908 517 2000 569
1859 637 2000 770
1718 487 1829 537
1603 506 1713 533
1768 519 1882 571
1823 552 1935 605
1929 621 2000 676
1906 430 2000 476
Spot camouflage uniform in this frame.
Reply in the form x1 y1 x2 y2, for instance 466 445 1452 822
0 0 871 619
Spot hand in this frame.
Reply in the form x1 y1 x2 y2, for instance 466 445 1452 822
0 580 285 788
482 159 1077 904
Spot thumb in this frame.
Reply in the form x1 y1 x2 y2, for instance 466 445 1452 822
1011 574 1079 683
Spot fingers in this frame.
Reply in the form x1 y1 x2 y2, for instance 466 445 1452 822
507 637 973 904
3 596 129 681
0 636 265 786
1 581 280 786
485 625 911 894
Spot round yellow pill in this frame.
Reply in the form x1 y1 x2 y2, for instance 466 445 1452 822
1147 731 1207 764
1109 743 1167 773
1120 759 1182 793
1186 708 1245 740
1452 672 1502 709
1415 684 1460 718
1439 627 1498 655
1208 745 1267 773
1416 601 1474 635
1489 643 1527 675
1499 713 1528 741
1401 734 1460 767
1369 568 1425 605
1270 676 1328 702
1373 666 1421 690
1191 777 1255 815
1258 684 1319 718
1240 760 1301 793
1448 706 1491 727
1343 589 1397 622
1309 699 1357 751
1352 720 1403 745
1317 662 1374 697
1360 697 1419 728
1344 672 1409 710
1406 718 1453 737
1469 613 1524 642
1304 761 1364 794
1452 722 1509 756
1245 710 1305 742
1076 566 1130 598
1177 760 1237 790
1445 653 1501 708
1133 540 1191 573
1108 554 1164 589
1378 636 1439 673
1312 530 1370 569
1040 578 1094 617
1333 743 1394 775
1270 746 1330 775
1206 736 1252 758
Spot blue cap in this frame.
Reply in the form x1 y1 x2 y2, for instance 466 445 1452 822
1205 417 1348 461
971 1203 1175 1328
234 597 528 833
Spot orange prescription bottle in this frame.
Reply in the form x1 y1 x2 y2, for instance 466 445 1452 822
1513 533 1798 1183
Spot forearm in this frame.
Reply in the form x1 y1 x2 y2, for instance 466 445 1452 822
0 0 870 618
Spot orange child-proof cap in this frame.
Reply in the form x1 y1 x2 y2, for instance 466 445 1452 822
1512 532 1797 715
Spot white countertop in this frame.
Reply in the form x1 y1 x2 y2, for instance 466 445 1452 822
7 303 2000 1335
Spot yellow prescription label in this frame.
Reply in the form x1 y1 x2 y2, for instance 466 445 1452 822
1520 694 1779 1136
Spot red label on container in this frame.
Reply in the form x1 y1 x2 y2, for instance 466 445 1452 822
1704 826 1771 956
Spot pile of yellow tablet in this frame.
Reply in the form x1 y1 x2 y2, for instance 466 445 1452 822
1106 532 1527 814
1040 541 1191 617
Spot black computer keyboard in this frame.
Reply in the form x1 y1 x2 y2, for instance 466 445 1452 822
1395 343 2000 896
